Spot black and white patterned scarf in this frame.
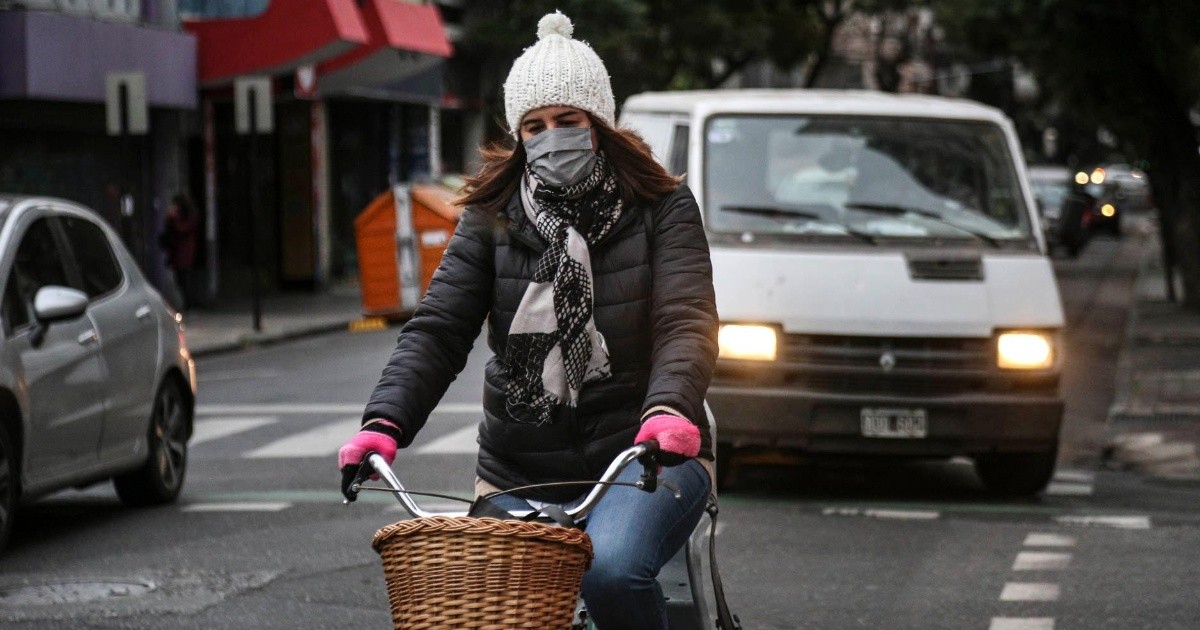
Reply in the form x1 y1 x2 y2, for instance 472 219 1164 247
504 154 624 425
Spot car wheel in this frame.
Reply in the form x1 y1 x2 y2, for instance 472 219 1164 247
0 423 15 553
114 379 189 507
974 448 1057 497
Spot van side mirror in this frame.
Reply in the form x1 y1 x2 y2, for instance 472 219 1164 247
30 286 88 347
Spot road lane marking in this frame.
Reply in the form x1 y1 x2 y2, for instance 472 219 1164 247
1012 552 1071 571
1055 515 1151 529
822 507 940 520
1044 482 1093 497
1052 469 1094 483
1000 582 1060 602
243 417 359 458
182 502 292 512
190 416 276 446
415 425 479 454
198 403 482 415
990 618 1054 630
1023 533 1075 547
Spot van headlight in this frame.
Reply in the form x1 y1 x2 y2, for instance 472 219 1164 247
718 324 778 361
997 332 1055 370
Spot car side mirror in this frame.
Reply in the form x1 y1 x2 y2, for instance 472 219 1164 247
34 286 89 323
29 286 88 348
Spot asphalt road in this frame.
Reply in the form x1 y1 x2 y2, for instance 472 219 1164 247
3 219 1199 629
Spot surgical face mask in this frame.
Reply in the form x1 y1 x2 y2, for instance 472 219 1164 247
523 127 598 188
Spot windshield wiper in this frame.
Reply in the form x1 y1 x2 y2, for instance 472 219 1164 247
843 202 1001 248
720 205 823 220
720 205 877 245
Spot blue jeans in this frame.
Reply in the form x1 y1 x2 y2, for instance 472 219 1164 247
488 459 711 629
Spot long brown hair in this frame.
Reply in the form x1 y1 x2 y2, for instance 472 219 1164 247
457 114 682 214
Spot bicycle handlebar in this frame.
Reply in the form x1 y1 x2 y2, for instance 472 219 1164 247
347 443 659 520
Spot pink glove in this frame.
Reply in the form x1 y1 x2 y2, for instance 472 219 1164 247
339 420 402 502
337 429 398 471
635 414 700 466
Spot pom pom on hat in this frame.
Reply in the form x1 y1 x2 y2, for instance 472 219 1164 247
503 12 615 135
537 11 574 40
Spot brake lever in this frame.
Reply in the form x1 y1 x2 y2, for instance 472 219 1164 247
636 440 661 494
341 453 379 505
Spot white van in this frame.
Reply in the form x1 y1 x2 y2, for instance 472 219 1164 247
620 90 1065 496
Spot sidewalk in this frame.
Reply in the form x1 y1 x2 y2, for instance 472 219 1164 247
1106 228 1200 480
180 282 373 357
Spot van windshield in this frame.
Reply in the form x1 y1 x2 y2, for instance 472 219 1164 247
703 115 1034 245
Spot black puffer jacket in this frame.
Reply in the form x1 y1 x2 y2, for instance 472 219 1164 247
363 184 718 501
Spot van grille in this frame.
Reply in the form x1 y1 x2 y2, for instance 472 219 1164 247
906 256 984 281
780 334 992 371
716 334 995 396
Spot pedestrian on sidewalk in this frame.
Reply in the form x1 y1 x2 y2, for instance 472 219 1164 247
338 11 718 629
160 193 200 311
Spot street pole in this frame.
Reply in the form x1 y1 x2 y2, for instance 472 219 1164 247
235 76 272 333
118 83 132 249
247 95 262 332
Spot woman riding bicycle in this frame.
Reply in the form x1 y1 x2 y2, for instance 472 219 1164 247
338 11 718 629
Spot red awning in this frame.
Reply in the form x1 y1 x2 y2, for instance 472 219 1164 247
184 0 370 86
316 0 452 97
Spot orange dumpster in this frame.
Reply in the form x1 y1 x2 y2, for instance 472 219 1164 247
354 183 463 318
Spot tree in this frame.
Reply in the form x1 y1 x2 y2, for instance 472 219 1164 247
937 0 1200 308
457 0 822 141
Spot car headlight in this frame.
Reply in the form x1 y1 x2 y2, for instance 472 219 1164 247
718 324 778 361
997 332 1054 370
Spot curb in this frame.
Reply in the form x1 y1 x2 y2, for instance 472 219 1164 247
189 318 371 359
1104 233 1200 481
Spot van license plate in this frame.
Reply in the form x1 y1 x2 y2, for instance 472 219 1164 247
861 408 928 438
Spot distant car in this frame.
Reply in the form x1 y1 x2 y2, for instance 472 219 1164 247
0 195 196 553
1028 165 1095 257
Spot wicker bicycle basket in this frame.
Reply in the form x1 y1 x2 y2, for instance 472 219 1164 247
372 515 594 630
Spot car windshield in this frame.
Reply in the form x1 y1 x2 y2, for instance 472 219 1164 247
703 115 1034 244
1029 176 1072 214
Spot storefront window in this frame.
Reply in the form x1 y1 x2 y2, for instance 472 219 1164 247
179 0 269 19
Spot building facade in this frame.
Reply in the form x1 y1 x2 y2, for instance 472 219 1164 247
182 0 462 300
0 1 198 297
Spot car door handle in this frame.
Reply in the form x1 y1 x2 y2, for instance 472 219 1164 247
135 305 152 321
77 329 99 346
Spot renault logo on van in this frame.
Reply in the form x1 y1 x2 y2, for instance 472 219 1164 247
879 352 897 372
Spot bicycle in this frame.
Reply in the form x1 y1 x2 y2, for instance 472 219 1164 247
344 442 742 629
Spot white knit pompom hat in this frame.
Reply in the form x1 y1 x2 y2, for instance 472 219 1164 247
503 11 616 135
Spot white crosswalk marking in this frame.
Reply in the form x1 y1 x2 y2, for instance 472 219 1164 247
1013 552 1071 571
1023 533 1075 547
198 403 483 415
243 417 360 459
1052 469 1094 483
415 425 479 454
191 416 276 446
1000 582 1061 602
990 618 1054 630
1045 482 1094 496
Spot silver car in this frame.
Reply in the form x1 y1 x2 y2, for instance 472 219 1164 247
0 195 197 552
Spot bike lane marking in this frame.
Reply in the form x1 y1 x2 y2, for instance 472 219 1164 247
182 502 292 512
